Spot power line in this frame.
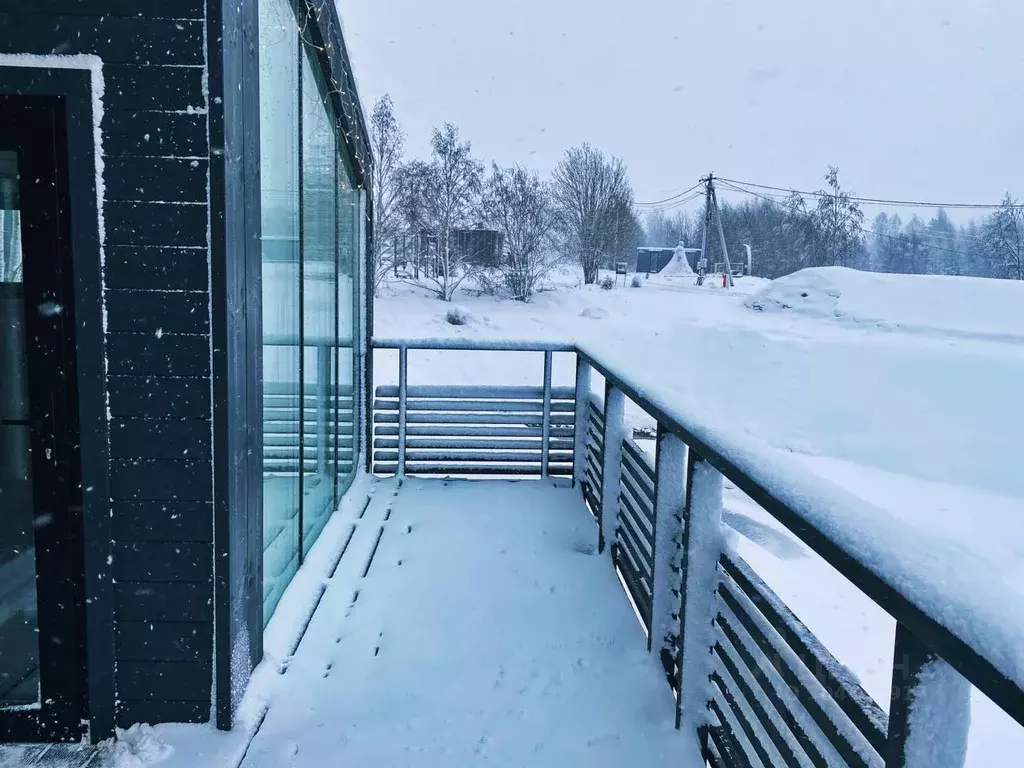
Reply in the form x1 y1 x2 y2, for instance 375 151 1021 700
717 176 1022 211
715 180 972 260
635 182 703 208
716 180 989 240
642 191 704 214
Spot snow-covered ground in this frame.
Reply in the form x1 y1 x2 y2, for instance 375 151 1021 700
374 265 1024 762
244 478 700 767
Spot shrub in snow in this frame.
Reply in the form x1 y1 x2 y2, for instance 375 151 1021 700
445 305 474 326
599 276 615 290
631 275 643 288
580 306 609 320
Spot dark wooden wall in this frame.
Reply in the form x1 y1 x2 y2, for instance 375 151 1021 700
0 0 215 729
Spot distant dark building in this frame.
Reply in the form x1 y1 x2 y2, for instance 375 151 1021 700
637 247 677 274
453 229 504 269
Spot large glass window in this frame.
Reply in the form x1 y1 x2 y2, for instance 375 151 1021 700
259 0 362 623
300 52 338 555
336 155 360 489
259 0 301 623
0 150 39 706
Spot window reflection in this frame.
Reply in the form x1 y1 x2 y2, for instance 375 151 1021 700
259 0 362 623
301 51 338 554
259 0 301 623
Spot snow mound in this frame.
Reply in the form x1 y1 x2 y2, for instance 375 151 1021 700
580 306 609 320
105 724 174 767
659 244 695 277
445 305 475 326
746 267 1024 342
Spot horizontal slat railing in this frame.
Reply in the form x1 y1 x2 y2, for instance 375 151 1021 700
371 337 1024 768
371 341 575 478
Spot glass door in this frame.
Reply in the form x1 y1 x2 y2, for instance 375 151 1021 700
0 96 85 742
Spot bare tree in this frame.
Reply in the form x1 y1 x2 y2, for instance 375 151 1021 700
983 195 1024 280
482 163 557 301
644 209 696 248
398 123 484 301
368 94 404 294
811 166 864 267
551 144 635 284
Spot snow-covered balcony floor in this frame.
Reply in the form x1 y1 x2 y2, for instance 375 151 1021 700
242 477 701 767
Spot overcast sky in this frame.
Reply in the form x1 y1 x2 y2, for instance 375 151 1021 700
341 0 1024 219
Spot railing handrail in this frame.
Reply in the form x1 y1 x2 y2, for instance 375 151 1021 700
370 335 1024 729
372 336 575 352
264 334 356 346
575 339 1024 727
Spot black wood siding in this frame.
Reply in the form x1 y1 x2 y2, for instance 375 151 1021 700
0 0 214 729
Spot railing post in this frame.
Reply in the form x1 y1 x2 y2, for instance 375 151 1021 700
572 355 592 491
316 343 330 475
675 450 723 729
397 344 408 479
651 422 686 658
886 622 971 768
599 380 625 555
540 350 553 479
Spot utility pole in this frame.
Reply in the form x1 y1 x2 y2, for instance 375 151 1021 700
697 175 712 286
708 174 733 288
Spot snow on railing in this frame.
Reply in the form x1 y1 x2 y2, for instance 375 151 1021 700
371 336 1024 768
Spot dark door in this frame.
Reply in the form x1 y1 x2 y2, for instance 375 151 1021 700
0 96 86 742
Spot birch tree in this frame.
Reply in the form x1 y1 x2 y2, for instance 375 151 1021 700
399 123 484 301
368 94 405 294
811 166 864 268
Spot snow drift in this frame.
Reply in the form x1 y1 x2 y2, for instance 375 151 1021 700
745 267 1024 342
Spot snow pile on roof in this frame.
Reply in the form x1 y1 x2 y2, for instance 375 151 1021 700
746 267 1024 342
658 244 695 277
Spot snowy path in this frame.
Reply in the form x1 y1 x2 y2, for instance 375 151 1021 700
240 478 700 768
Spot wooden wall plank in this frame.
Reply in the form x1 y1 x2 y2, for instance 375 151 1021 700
104 110 206 158
110 419 211 461
106 64 204 111
0 1 205 19
115 622 212 663
115 582 212 623
113 542 212 582
111 500 212 543
105 290 210 334
0 15 203 64
116 700 208 728
110 459 212 501
108 376 210 419
105 247 208 292
105 201 208 247
105 157 208 203
107 333 210 377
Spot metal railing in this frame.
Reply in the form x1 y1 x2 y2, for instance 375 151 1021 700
371 338 575 477
371 337 1024 768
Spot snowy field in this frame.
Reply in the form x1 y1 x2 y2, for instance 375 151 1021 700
374 265 1024 764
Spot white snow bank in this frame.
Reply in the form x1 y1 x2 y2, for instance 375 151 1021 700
444 304 475 326
105 724 174 768
746 267 1024 342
